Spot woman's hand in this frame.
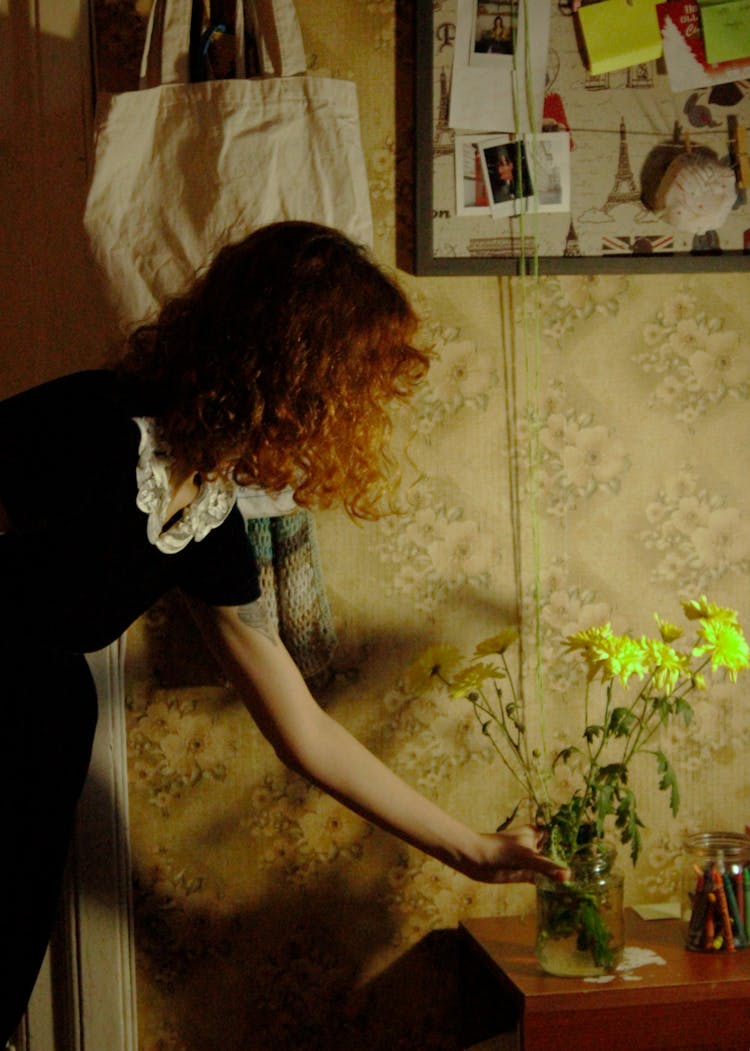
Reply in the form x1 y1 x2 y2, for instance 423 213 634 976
459 826 571 885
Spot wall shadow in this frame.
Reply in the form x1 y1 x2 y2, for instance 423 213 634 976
127 857 516 1051
115 593 523 1051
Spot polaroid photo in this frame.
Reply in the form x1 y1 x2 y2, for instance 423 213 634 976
450 0 552 134
525 132 571 213
479 136 535 218
470 0 517 65
454 135 498 216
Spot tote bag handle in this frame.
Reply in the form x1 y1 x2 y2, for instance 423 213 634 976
249 0 306 77
139 0 305 87
139 0 192 87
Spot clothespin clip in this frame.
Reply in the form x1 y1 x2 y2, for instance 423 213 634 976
728 114 750 203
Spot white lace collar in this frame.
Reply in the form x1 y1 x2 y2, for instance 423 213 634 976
133 417 237 554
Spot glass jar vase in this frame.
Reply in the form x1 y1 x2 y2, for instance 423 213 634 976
681 831 750 952
535 841 624 977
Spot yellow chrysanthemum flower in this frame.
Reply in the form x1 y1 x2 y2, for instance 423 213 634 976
474 627 519 657
564 624 613 652
641 638 691 694
448 662 502 698
692 620 750 682
564 625 611 681
681 596 740 626
566 627 646 685
654 614 683 643
599 634 648 686
403 644 463 695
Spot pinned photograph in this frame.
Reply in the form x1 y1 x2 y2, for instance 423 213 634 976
528 132 571 213
479 138 534 217
472 1 516 57
450 0 552 134
454 135 496 215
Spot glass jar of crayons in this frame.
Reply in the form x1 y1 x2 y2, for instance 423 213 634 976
681 831 750 953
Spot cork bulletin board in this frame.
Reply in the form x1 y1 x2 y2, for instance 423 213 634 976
414 0 750 274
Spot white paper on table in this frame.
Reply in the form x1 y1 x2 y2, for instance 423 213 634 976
448 0 551 134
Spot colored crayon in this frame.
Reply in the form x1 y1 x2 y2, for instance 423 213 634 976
713 865 735 952
722 871 745 948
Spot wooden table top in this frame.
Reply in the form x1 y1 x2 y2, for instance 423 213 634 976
460 910 750 1012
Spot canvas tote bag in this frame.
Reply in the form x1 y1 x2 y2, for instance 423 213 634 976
84 0 373 328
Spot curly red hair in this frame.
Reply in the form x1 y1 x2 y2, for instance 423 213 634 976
117 222 430 519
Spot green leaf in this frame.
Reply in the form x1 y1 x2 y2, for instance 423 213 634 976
598 763 628 786
552 746 582 769
607 707 638 737
584 724 603 743
594 783 615 836
674 697 694 727
655 749 680 816
578 896 617 969
546 799 587 863
615 789 644 864
651 696 670 723
547 823 567 864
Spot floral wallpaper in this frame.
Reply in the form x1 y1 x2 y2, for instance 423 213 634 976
96 1 750 1048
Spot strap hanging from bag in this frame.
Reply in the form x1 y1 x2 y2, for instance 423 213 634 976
140 0 305 88
249 0 306 77
139 0 193 87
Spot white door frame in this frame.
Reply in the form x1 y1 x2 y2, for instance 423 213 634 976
17 641 138 1051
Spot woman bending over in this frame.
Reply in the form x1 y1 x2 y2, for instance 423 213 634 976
0 221 567 1042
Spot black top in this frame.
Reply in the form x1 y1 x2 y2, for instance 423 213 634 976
0 370 259 653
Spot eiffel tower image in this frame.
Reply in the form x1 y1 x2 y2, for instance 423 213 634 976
434 67 454 157
564 218 581 257
603 118 641 213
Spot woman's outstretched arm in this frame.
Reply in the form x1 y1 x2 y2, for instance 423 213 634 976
187 597 570 885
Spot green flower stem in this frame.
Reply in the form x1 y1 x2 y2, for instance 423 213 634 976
622 698 674 764
436 668 539 801
498 651 553 813
620 656 709 768
478 679 549 816
572 680 617 848
470 696 540 803
501 650 542 795
473 691 524 770
487 690 542 806
617 674 658 768
584 680 592 762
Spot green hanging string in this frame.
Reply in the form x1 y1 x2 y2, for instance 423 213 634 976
504 0 547 769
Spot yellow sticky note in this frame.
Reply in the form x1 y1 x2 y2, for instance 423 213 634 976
700 0 750 64
579 0 663 75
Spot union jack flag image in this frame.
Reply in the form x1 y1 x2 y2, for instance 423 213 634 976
601 234 674 255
